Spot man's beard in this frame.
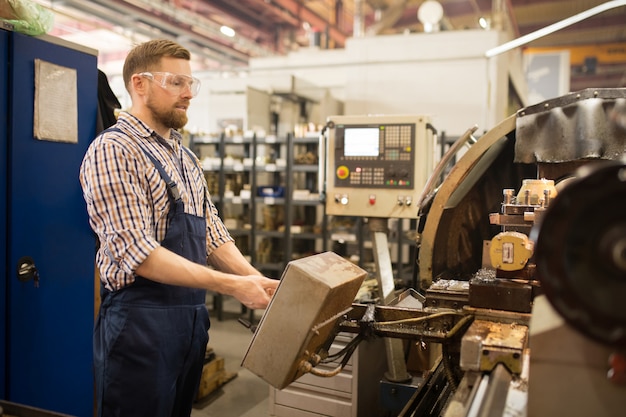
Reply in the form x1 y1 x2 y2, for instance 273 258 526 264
147 97 188 130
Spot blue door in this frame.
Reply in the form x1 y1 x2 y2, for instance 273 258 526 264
5 31 97 416
0 28 9 402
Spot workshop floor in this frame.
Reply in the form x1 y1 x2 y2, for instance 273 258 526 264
191 295 271 417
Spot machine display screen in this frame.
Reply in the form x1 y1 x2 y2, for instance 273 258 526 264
326 115 432 219
344 127 380 157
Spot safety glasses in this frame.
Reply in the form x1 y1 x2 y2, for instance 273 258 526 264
137 71 201 97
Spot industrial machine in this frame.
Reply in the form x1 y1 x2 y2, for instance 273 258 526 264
243 88 626 417
321 114 437 409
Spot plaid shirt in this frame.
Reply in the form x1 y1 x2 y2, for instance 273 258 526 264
80 112 233 291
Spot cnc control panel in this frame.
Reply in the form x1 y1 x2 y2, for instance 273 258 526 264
325 115 434 218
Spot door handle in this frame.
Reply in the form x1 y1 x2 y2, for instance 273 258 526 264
16 256 40 287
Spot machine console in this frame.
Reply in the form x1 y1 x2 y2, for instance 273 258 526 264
325 115 434 218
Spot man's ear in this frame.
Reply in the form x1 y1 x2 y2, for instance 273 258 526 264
131 74 147 96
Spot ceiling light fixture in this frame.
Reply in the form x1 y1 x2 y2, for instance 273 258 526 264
478 17 489 29
220 25 235 37
417 0 444 33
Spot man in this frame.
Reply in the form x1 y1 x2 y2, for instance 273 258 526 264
79 39 278 417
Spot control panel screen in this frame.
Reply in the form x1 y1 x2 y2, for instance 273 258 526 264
334 123 415 189
325 114 433 219
344 127 380 157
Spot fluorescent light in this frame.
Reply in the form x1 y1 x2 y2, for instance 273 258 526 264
220 25 235 37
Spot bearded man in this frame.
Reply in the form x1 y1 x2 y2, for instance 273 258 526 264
79 39 277 417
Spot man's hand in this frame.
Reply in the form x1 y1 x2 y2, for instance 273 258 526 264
232 275 279 310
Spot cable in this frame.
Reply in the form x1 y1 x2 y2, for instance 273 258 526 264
322 333 364 362
299 334 362 378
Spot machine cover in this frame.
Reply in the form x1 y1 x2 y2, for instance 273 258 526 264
242 251 367 389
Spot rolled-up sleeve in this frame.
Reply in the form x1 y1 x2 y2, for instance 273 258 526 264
80 136 160 289
205 195 234 255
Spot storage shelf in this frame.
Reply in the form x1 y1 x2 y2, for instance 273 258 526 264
220 166 253 173
191 129 329 284
291 232 323 240
254 164 287 172
293 136 321 144
254 197 286 205
222 196 252 204
292 164 318 172
292 199 323 206
256 230 285 238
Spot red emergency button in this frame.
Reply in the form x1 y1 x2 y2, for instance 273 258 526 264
369 194 376 205
609 352 626 384
336 165 350 180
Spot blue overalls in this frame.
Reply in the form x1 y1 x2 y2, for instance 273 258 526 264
94 139 210 417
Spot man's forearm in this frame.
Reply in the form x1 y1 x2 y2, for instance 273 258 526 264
135 246 245 294
208 241 263 276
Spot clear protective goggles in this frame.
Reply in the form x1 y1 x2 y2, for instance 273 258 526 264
138 71 201 97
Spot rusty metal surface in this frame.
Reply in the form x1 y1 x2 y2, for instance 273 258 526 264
339 303 473 343
469 277 534 313
460 320 528 374
515 88 626 164
463 307 532 327
425 279 470 311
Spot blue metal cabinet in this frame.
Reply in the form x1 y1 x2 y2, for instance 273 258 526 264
0 27 9 404
1 29 97 417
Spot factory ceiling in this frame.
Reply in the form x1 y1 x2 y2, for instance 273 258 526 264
38 0 626 89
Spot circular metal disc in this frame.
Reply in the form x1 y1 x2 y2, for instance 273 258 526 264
532 161 626 348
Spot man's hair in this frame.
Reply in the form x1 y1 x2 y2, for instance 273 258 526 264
122 39 191 92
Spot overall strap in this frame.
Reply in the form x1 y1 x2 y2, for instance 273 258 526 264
139 147 182 203
180 145 208 213
181 146 197 163
102 126 184 205
103 126 182 203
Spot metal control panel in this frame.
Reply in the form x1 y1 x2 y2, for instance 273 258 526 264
325 114 434 218
242 252 367 389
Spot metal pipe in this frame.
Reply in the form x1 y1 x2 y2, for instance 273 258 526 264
485 0 626 58
353 0 364 37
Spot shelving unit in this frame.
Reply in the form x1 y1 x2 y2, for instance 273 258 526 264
285 135 329 263
190 132 256 320
190 131 329 315
252 134 289 276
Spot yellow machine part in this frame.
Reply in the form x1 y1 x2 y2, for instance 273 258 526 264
489 231 534 271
